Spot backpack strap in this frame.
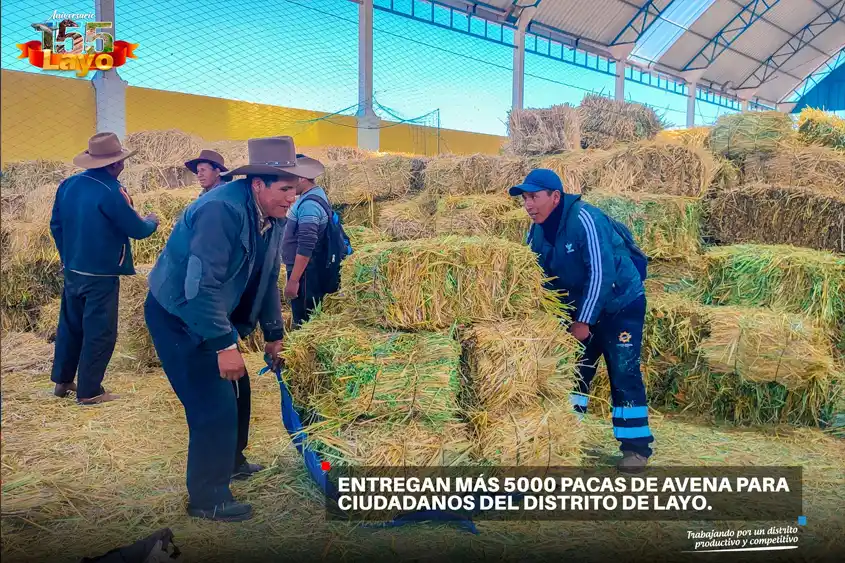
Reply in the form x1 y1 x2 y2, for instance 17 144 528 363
299 192 334 220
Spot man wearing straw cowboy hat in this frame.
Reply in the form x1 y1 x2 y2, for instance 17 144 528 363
184 149 228 195
49 132 160 405
509 168 653 473
143 136 319 522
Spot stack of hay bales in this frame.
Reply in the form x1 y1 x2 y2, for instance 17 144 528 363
122 130 201 193
282 236 586 467
705 146 845 253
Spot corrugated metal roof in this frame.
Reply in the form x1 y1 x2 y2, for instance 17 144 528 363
531 0 640 44
444 0 844 104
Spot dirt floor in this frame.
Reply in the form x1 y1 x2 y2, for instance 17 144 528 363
2 352 844 563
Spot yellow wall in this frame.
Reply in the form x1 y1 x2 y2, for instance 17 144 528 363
2 70 504 166
1 71 96 164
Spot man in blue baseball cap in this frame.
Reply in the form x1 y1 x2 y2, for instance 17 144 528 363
510 168 653 472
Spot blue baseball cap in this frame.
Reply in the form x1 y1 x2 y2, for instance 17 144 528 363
508 168 564 196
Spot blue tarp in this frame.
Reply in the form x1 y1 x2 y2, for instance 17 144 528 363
259 359 480 534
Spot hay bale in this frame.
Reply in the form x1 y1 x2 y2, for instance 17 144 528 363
333 236 566 330
344 225 391 249
378 198 435 241
281 313 462 423
335 201 382 228
460 313 583 415
0 332 54 375
698 307 835 391
124 130 204 165
3 221 56 261
423 154 529 196
706 183 845 254
432 194 519 237
584 141 716 197
320 156 421 206
131 188 199 264
207 140 249 168
537 151 598 194
469 403 583 466
578 94 663 149
304 419 473 467
742 146 845 192
695 244 845 329
589 292 841 426
0 160 76 199
797 107 845 149
655 127 711 149
504 104 581 156
0 257 63 332
122 164 197 194
495 208 531 243
584 192 703 259
709 111 795 158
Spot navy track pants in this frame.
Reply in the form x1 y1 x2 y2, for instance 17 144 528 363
570 294 654 458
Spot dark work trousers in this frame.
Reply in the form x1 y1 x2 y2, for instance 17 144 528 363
144 292 251 510
50 271 119 400
233 374 251 469
569 294 654 458
286 264 326 329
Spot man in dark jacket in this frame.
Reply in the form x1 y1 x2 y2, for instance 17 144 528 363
510 169 654 472
49 132 160 404
143 136 318 522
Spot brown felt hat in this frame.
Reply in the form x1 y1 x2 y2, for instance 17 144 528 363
185 149 228 173
73 132 136 169
221 136 324 180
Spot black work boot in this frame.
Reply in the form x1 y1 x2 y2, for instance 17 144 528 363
187 501 253 522
232 461 265 481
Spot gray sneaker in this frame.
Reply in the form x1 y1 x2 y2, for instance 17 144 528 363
617 451 648 473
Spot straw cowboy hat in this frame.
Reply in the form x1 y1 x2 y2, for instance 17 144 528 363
184 149 228 174
222 136 324 180
73 132 136 169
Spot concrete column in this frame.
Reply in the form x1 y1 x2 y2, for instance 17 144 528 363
357 0 379 151
92 0 126 139
686 82 697 128
615 63 626 101
607 44 634 102
741 99 750 112
511 7 536 111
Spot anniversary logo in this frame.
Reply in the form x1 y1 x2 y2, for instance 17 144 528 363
15 16 138 77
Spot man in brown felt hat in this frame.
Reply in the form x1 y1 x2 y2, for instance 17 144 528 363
49 132 160 405
184 149 228 195
143 136 321 522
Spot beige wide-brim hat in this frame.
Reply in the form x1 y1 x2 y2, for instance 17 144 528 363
221 136 325 180
73 132 136 169
185 149 228 173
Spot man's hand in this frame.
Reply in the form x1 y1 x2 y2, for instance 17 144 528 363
284 278 300 300
569 321 591 342
218 348 246 381
145 212 160 227
264 340 284 371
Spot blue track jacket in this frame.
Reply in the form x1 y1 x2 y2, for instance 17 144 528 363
527 194 645 325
